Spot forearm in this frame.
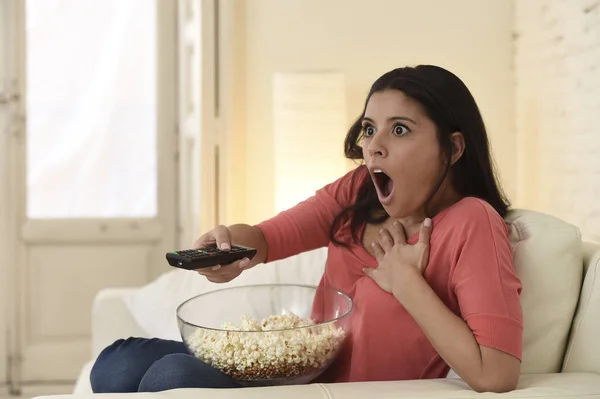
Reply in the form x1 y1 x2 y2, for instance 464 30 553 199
396 273 520 392
227 224 268 265
395 274 484 382
254 209 332 263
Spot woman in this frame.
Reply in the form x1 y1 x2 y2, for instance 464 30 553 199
90 65 523 393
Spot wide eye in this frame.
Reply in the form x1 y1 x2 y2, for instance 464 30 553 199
362 125 375 137
392 124 409 136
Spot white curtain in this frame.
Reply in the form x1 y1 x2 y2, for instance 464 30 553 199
26 0 156 219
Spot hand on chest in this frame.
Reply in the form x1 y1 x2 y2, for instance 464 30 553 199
360 218 432 293
361 219 423 258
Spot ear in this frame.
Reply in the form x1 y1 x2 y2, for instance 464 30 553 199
449 132 465 165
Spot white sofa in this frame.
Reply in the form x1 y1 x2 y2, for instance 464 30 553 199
39 210 600 398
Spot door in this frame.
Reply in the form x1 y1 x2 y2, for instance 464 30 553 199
178 0 213 247
0 0 22 391
9 0 178 385
0 0 15 390
177 0 219 246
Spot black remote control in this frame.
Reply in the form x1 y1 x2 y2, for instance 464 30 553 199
165 243 257 270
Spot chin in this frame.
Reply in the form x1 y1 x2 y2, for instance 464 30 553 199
380 203 404 219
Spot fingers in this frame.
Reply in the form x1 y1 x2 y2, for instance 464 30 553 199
195 257 249 274
192 225 231 251
418 218 433 245
378 228 394 251
196 266 241 283
192 233 213 249
191 224 247 284
370 240 385 259
390 221 407 245
211 225 232 250
195 257 250 283
205 270 242 283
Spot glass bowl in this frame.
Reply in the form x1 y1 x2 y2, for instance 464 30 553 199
176 283 353 386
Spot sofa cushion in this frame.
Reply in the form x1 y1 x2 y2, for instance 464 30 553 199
504 209 582 373
47 373 600 399
324 373 600 399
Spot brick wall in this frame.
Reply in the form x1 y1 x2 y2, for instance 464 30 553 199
514 0 600 243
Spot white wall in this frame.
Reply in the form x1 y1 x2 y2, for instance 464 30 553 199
514 0 600 242
233 0 516 225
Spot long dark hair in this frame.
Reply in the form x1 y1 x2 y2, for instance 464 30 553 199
329 65 510 246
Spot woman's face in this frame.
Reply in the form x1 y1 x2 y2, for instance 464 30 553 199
361 89 446 219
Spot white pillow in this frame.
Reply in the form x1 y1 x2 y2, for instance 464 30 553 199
123 247 328 341
505 209 582 373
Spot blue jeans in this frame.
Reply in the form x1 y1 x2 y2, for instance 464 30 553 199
90 337 244 392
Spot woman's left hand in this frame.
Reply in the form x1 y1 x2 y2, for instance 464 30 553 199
363 218 433 297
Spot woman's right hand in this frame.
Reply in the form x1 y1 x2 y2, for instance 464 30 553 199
191 224 265 283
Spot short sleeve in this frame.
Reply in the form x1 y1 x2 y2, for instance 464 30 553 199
449 200 524 361
255 166 369 263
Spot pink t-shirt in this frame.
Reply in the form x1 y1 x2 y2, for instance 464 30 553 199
255 165 523 383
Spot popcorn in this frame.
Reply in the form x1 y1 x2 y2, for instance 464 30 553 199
185 312 346 380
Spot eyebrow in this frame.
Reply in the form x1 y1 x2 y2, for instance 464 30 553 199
362 116 417 125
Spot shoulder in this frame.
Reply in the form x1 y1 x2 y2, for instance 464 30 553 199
444 197 506 226
319 164 370 204
340 164 369 185
437 197 508 237
439 198 517 282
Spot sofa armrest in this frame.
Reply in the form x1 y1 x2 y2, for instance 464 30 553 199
562 241 600 373
91 287 150 359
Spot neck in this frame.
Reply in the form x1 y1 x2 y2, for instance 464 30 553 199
394 184 462 229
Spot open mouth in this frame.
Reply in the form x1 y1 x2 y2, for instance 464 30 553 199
372 169 394 199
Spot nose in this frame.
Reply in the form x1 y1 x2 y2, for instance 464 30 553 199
367 134 387 158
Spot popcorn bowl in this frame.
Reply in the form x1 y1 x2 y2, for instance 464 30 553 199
176 284 353 386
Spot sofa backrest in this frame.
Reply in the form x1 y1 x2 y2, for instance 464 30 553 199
505 209 583 374
562 241 600 374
